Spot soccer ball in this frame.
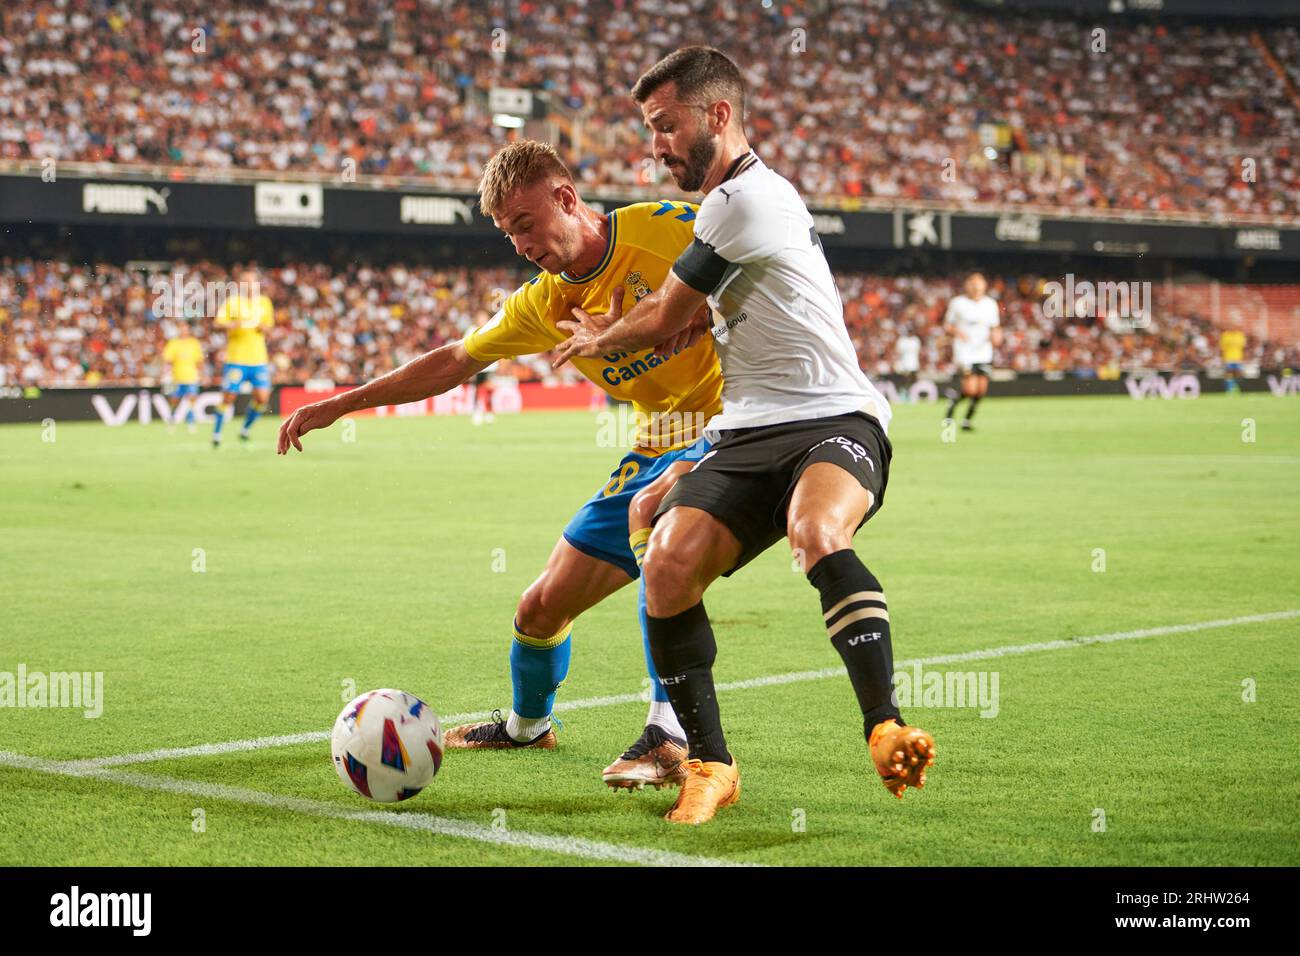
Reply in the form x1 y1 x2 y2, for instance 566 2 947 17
331 689 444 802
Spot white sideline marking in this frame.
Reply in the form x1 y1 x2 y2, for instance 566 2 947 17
66 609 1300 771
70 731 332 770
0 751 752 868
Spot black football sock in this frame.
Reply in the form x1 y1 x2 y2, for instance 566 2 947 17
808 550 902 740
965 395 981 422
944 393 961 419
645 601 731 764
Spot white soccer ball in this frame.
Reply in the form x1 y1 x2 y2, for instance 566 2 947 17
331 689 444 802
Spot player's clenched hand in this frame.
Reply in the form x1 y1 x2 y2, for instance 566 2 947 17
277 400 341 454
553 286 625 368
654 303 712 359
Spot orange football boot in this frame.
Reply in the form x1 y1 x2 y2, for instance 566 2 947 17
869 719 935 798
664 758 740 824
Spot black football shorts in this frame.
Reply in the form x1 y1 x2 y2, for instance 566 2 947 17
653 410 892 575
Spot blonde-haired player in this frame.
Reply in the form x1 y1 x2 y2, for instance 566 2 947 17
279 141 721 789
213 268 275 447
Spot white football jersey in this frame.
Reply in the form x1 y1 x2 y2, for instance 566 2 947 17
945 294 1000 366
895 334 922 373
685 154 891 439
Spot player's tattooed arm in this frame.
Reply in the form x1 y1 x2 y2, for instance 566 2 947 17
553 274 707 367
278 340 488 454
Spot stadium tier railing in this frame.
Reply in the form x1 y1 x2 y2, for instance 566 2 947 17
4 159 1297 230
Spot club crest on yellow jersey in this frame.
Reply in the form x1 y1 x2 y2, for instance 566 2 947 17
462 200 723 451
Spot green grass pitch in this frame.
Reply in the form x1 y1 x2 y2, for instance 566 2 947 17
1 394 1297 866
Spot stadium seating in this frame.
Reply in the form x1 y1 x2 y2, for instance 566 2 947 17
1 0 1296 219
3 260 1296 387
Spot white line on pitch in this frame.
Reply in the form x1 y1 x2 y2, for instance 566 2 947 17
68 731 333 769
67 608 1300 771
0 751 754 868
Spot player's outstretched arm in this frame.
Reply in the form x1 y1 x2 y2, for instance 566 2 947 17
277 340 489 454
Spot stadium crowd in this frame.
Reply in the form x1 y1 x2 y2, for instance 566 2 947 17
2 259 1294 389
1 0 1297 219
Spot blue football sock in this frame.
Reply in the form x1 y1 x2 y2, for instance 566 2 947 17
510 621 572 720
242 400 264 433
213 401 233 437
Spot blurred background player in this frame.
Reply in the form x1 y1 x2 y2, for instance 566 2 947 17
1220 318 1246 394
893 324 922 402
468 308 496 424
942 272 1002 431
162 317 203 433
213 268 275 448
470 369 495 425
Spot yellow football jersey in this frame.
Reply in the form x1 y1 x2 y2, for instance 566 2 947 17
216 293 275 365
465 200 723 452
1220 329 1245 363
162 335 203 384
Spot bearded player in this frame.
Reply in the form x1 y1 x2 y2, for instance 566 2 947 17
278 141 718 790
555 47 935 824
